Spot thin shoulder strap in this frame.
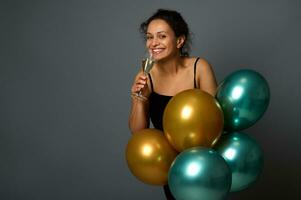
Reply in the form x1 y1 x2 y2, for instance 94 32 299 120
148 73 154 92
194 57 200 88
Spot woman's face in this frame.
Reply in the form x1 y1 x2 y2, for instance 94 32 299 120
146 19 182 61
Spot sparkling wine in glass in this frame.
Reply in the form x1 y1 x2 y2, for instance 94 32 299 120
136 56 155 99
143 56 155 75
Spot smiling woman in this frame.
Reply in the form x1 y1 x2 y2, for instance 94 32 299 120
128 9 218 200
145 19 185 62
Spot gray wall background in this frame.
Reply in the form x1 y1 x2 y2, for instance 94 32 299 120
0 0 300 199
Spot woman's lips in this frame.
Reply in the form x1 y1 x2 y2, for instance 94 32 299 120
151 48 164 55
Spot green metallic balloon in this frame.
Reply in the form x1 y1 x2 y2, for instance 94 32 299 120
214 132 264 192
216 69 270 131
168 147 231 200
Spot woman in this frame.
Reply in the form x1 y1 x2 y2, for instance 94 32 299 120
128 9 217 200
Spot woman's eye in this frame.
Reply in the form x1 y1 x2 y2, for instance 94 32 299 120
159 35 166 39
146 36 153 40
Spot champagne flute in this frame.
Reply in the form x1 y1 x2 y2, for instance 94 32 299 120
133 55 155 100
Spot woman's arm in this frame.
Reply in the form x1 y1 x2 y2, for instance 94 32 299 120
197 58 218 96
128 72 151 133
128 97 150 133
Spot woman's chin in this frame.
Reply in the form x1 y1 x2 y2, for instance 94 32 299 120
152 53 168 61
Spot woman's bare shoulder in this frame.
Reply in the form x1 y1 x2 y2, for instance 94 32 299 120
194 57 214 72
182 56 200 68
183 56 210 65
196 57 210 65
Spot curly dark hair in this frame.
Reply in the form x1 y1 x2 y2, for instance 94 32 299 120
140 9 191 56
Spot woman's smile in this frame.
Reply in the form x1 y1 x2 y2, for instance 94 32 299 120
151 48 165 55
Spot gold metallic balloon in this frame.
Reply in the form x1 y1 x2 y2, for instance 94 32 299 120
163 89 224 152
126 129 178 185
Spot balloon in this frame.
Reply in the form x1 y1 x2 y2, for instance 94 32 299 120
214 132 264 192
216 69 270 131
126 129 177 185
163 89 224 152
168 147 231 200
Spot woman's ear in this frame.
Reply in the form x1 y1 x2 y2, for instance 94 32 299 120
176 35 186 49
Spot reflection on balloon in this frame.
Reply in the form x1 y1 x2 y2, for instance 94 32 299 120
163 89 224 152
216 69 270 131
126 129 177 185
168 147 232 200
214 132 264 192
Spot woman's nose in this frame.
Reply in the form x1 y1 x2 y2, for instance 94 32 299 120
151 37 159 46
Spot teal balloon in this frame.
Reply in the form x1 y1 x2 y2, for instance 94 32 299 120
214 132 264 192
216 69 270 131
168 147 231 200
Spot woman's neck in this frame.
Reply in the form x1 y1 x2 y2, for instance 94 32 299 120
155 55 184 75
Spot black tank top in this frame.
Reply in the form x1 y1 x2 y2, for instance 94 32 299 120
149 57 200 131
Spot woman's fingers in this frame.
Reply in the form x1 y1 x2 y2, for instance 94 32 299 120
137 79 147 85
132 83 145 93
131 74 148 93
136 75 148 87
136 83 146 91
138 75 147 81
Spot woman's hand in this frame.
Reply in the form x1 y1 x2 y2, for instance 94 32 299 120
131 73 151 98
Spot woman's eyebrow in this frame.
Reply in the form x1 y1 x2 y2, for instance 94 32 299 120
157 31 167 34
146 31 167 34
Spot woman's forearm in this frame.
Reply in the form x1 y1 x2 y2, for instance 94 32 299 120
128 97 150 133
